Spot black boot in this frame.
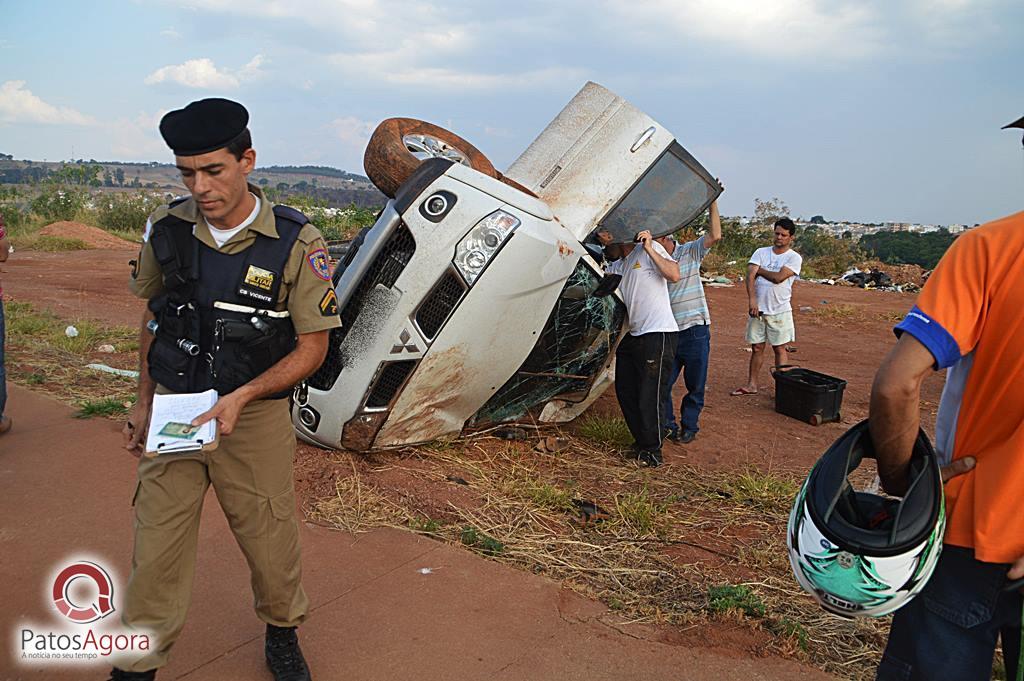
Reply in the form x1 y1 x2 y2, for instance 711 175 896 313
265 624 312 681
107 669 156 680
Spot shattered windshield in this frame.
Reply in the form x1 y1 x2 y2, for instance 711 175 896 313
597 142 721 243
473 261 626 424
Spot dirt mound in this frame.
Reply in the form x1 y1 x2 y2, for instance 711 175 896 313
39 221 139 250
858 259 925 286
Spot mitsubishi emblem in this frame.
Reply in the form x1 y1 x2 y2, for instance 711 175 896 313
391 328 420 354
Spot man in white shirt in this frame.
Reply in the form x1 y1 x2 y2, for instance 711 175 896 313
732 218 802 396
601 228 681 466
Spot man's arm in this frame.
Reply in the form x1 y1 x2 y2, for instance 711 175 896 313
704 200 722 248
756 267 797 284
191 330 329 435
638 230 681 283
745 263 759 317
868 334 936 494
124 309 158 453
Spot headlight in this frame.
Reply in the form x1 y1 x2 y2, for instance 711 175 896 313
453 210 520 285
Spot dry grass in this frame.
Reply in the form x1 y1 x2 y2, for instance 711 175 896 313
810 304 861 323
4 300 139 410
307 433 890 679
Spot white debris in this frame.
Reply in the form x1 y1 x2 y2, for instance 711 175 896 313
86 363 140 378
418 567 434 575
65 325 79 338
97 344 116 353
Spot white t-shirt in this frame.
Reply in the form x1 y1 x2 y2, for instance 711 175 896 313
206 193 261 248
749 246 802 315
606 242 678 336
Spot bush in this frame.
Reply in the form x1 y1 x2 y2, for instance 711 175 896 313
30 185 88 222
96 192 162 233
284 195 380 241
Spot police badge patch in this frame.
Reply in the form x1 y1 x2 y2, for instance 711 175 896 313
307 248 331 281
319 289 339 316
243 265 275 291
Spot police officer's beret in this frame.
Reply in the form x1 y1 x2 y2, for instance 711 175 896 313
1003 115 1024 147
159 98 250 156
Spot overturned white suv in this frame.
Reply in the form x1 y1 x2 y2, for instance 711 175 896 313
292 82 721 451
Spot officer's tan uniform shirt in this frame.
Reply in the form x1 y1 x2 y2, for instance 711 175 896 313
131 184 341 336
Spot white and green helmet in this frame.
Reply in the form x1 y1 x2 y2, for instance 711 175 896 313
787 420 945 618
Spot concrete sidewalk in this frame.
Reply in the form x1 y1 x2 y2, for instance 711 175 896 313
0 385 833 681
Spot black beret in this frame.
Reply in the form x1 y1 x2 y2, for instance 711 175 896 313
1003 115 1024 147
1002 115 1024 130
159 98 249 156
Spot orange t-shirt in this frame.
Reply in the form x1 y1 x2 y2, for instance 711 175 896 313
894 211 1024 563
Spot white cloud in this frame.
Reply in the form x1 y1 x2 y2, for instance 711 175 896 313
108 110 168 160
605 0 884 59
0 80 95 126
327 116 374 148
144 55 266 89
160 26 181 39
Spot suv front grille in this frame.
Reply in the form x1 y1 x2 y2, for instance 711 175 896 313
365 360 417 409
307 224 416 390
415 269 467 340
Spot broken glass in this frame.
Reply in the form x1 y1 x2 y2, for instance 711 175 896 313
472 261 626 424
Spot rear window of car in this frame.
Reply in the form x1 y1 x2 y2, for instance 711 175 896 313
597 142 719 242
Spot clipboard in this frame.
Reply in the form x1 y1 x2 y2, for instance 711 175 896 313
144 389 221 456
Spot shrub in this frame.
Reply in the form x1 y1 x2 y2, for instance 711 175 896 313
96 192 162 233
30 185 88 222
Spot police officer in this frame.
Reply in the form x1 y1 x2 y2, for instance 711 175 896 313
114 98 341 681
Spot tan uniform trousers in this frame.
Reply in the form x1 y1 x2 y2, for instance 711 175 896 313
120 397 308 672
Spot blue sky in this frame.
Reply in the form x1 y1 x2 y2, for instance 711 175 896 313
1 0 1021 225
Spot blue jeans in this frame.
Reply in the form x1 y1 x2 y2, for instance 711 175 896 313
660 324 710 435
877 545 1022 681
0 297 6 418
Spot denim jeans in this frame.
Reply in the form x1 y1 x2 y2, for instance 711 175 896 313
877 545 1022 681
660 324 710 435
0 297 6 418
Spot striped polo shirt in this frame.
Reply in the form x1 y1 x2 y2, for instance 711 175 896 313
665 236 711 331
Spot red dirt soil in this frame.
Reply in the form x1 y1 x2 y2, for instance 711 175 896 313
39 221 140 250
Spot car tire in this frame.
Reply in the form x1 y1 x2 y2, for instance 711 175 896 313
363 118 498 198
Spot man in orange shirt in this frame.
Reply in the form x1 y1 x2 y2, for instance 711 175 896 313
870 115 1024 680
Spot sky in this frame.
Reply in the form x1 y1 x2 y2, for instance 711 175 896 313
1 0 1022 225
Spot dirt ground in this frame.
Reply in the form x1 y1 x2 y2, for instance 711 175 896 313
2 244 944 511
0 247 948 677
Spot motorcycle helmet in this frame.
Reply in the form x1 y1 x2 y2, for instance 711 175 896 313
787 420 945 618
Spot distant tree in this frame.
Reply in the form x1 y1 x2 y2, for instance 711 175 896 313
842 230 853 240
103 170 113 187
810 215 826 224
258 178 269 186
276 182 290 191
753 197 790 228
114 168 125 186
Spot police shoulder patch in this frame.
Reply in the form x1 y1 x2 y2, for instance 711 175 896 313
307 248 331 281
319 288 339 316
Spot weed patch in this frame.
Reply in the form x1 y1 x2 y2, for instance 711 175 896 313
76 397 131 419
576 416 633 449
707 584 766 618
30 235 90 252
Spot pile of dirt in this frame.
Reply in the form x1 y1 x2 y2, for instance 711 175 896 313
39 222 138 250
858 259 926 286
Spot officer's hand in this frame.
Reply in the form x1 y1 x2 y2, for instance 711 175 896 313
192 391 247 437
124 400 152 457
940 456 975 484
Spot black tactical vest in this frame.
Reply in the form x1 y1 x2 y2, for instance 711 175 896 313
146 201 307 397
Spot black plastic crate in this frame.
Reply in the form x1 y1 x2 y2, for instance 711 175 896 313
772 367 847 426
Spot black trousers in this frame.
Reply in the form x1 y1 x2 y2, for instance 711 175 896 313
615 331 678 452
